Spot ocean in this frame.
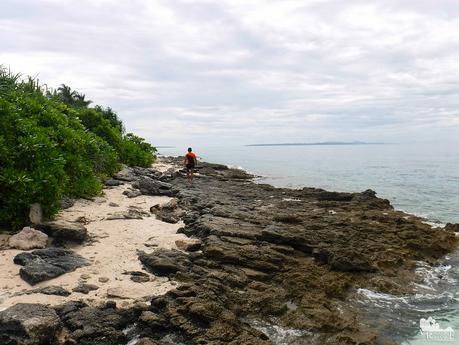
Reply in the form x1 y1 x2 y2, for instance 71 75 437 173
159 143 459 223
159 143 459 345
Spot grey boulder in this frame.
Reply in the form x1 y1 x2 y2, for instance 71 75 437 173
135 177 177 196
36 220 88 243
0 303 61 345
14 247 88 285
104 178 124 186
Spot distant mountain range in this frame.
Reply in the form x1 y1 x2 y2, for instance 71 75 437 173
245 141 388 147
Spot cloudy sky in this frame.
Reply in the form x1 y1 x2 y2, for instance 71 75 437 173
1 0 459 146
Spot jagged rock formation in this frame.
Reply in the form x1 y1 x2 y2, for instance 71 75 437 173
128 163 457 344
1 159 457 345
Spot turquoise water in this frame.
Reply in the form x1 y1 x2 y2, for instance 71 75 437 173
159 143 459 223
159 143 459 344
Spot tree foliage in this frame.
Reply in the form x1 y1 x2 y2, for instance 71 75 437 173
120 133 156 167
0 67 156 229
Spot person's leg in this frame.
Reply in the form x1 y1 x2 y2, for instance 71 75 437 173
186 167 192 184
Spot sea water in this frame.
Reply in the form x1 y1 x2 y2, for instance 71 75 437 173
158 143 459 344
159 143 458 223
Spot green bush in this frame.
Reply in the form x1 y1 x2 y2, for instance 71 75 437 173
76 106 156 168
0 68 156 229
121 133 157 168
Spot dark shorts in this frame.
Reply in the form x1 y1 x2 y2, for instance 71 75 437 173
186 164 195 172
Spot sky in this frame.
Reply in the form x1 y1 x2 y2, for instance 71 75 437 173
1 0 459 147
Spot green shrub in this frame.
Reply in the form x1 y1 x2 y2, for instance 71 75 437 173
0 91 68 228
120 133 157 168
0 67 155 229
76 107 124 150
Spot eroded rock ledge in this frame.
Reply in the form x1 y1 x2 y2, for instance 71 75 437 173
1 157 457 345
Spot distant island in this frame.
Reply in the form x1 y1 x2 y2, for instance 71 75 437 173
246 141 389 147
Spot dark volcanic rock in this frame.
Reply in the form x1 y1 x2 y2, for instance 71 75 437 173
104 178 124 186
0 303 61 345
127 159 458 345
175 238 202 252
27 286 71 297
123 189 142 198
122 270 151 282
327 248 377 272
132 166 162 179
136 338 159 345
113 166 137 181
57 303 133 345
196 162 253 180
445 223 459 232
35 220 88 243
13 159 457 345
197 162 228 171
131 274 150 283
316 190 354 201
138 248 191 276
135 177 177 196
60 197 75 210
72 284 99 294
14 248 88 285
150 198 184 224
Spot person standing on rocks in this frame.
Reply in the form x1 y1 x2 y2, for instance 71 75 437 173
184 147 197 185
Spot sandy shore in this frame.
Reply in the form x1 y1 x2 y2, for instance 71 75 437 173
0 161 187 311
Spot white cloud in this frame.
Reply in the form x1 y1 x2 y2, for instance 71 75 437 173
1 0 458 146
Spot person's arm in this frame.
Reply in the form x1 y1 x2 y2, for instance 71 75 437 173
183 155 187 165
194 155 197 166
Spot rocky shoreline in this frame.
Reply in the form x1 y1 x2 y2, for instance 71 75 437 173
1 157 458 345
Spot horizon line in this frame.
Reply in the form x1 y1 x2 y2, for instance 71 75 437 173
245 141 393 147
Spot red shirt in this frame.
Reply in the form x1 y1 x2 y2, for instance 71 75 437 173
185 152 196 165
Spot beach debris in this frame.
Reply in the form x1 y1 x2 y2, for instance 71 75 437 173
8 227 48 250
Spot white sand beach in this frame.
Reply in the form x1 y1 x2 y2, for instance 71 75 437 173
0 161 187 311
